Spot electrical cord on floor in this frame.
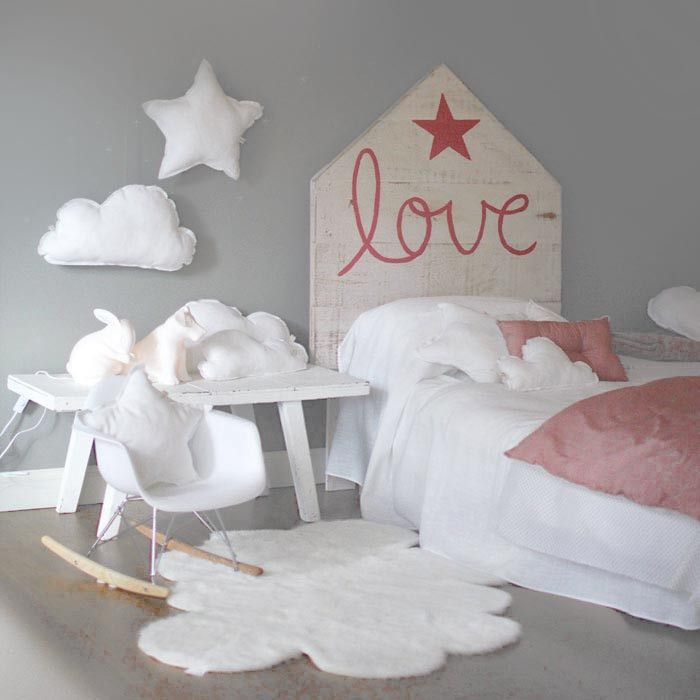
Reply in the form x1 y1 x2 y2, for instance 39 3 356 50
0 370 59 462
0 411 19 440
0 407 47 461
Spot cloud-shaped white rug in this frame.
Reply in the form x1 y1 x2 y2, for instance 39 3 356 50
648 286 700 341
138 520 520 678
143 59 263 180
38 185 195 271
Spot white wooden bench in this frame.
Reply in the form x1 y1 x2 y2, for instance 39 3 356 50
7 366 369 536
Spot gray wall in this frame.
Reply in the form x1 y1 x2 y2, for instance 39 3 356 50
1 0 697 470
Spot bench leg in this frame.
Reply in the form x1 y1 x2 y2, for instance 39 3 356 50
96 484 126 540
277 401 320 522
56 427 93 513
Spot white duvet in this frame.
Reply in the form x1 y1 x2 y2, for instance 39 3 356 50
327 298 700 628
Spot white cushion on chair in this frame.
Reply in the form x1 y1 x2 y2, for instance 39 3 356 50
80 367 206 488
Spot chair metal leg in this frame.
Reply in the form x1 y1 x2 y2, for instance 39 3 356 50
161 513 175 547
193 510 215 533
192 510 239 572
149 508 158 582
154 514 176 573
213 509 239 571
86 497 129 557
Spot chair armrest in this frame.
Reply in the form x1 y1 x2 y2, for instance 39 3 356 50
191 410 266 493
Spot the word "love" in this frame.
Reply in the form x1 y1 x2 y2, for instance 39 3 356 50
338 148 536 277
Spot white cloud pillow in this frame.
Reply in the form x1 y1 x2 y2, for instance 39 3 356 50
498 337 599 392
80 367 206 488
184 299 304 375
38 185 195 271
197 331 308 381
418 307 507 382
647 286 700 341
417 301 566 383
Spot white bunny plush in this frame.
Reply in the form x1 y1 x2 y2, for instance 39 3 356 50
133 306 205 385
197 330 308 381
66 309 135 386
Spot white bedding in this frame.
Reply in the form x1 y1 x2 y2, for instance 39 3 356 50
326 298 700 628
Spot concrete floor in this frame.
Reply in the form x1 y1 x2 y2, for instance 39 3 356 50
1 486 698 700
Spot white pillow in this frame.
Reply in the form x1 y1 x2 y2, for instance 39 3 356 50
438 299 564 324
185 299 298 372
498 337 599 391
197 331 308 381
80 367 206 488
418 306 507 382
440 297 529 320
526 300 567 322
143 60 263 180
647 286 700 341
38 185 195 271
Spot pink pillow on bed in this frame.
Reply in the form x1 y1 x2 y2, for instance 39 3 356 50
497 318 628 381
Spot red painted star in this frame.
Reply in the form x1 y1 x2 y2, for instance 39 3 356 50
413 94 480 160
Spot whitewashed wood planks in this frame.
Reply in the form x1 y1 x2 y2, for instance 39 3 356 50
310 64 561 368
7 366 369 410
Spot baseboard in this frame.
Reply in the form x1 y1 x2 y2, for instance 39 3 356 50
0 448 332 512
0 467 108 512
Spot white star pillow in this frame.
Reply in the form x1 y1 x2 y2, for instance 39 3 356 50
79 367 207 488
143 60 263 180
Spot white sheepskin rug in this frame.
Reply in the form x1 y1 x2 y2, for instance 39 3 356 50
138 520 520 678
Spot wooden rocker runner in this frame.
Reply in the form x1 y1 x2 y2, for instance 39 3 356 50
42 525 263 599
132 522 263 577
42 535 170 599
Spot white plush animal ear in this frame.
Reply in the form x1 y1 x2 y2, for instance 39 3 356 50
182 305 202 329
93 308 119 326
172 308 188 326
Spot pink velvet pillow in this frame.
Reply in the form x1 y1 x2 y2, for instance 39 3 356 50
497 318 628 381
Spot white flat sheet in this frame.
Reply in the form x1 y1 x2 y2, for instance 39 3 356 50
383 363 700 628
327 298 700 628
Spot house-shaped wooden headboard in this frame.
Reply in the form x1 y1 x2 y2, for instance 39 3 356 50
310 65 561 368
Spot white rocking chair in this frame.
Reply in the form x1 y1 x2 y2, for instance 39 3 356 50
43 376 267 597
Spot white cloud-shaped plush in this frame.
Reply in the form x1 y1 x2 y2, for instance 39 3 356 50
498 337 598 391
197 331 308 381
38 185 195 271
183 299 308 379
648 286 700 341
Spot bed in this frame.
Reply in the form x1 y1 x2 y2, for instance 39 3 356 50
325 298 700 629
310 66 700 629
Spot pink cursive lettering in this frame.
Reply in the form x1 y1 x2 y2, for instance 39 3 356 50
338 148 536 276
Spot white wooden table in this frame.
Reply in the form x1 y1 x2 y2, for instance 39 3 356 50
7 366 369 536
